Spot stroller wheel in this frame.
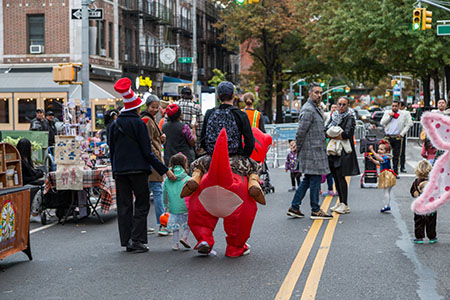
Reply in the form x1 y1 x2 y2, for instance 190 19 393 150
40 211 47 225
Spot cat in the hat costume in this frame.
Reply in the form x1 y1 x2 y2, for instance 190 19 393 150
108 77 175 252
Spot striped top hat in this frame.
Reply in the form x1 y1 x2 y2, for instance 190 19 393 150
114 77 145 112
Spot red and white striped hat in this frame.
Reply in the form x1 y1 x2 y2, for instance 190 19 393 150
114 77 145 112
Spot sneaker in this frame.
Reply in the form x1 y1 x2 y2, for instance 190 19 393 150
288 187 296 192
172 243 180 251
180 238 191 249
242 243 251 256
310 209 333 220
380 206 391 213
196 241 211 255
335 203 351 214
287 207 305 218
330 202 342 212
321 190 330 197
413 238 424 244
429 238 438 244
147 227 156 235
30 215 41 223
158 226 169 236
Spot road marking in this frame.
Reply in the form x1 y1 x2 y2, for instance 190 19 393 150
275 196 333 300
30 222 57 234
301 207 340 299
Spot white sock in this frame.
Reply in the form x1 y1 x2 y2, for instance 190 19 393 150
383 188 392 207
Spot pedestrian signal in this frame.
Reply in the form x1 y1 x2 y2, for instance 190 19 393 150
412 8 422 31
422 8 432 30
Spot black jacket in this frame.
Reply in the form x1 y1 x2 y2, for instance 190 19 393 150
200 104 255 158
47 120 57 146
108 111 168 176
29 117 49 131
326 114 360 176
21 159 44 185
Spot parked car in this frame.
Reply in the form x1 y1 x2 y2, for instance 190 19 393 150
368 105 381 112
356 109 371 123
370 111 384 127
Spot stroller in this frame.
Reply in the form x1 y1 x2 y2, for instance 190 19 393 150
359 134 379 188
260 161 275 194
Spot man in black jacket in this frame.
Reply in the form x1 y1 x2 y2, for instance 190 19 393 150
29 108 49 131
109 77 175 253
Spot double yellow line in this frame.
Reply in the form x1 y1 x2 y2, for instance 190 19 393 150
275 179 349 300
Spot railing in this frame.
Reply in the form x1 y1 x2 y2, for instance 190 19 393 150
407 121 422 140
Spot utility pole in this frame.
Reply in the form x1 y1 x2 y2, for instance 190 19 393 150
191 0 198 100
81 0 92 111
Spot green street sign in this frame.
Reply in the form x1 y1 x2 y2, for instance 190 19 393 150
334 88 344 92
178 57 193 63
437 24 450 35
298 81 308 86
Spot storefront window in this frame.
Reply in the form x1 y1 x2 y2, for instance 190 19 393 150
44 98 64 121
0 98 10 123
94 104 115 129
18 98 37 123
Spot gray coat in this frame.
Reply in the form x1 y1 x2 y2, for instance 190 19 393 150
295 99 330 175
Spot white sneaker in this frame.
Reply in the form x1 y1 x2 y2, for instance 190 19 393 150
330 202 342 212
335 203 350 214
30 215 41 223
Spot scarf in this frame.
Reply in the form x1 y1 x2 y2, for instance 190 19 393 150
327 108 354 129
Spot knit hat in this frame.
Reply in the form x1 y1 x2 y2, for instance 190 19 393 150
114 77 145 112
166 103 181 121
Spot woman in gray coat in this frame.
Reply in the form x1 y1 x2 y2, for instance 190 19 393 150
326 96 360 214
287 83 333 220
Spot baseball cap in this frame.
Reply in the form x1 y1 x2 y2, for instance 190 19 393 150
36 108 44 113
217 81 235 97
46 111 54 116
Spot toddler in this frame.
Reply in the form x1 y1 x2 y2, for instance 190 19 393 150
368 140 396 213
163 153 192 251
285 140 302 192
410 160 437 244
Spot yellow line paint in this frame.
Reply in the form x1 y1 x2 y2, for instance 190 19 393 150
274 196 333 300
300 177 350 300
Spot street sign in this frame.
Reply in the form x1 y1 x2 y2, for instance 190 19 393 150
71 8 104 20
437 24 450 35
298 81 308 86
334 88 344 92
178 57 193 64
393 86 401 97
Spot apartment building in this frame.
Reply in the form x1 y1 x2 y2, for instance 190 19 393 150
0 0 238 131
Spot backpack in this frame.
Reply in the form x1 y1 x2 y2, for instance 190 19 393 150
205 107 241 155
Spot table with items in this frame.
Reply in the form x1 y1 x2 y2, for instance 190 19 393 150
44 166 116 224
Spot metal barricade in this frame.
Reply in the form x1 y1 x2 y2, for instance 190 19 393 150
407 121 422 140
265 123 298 168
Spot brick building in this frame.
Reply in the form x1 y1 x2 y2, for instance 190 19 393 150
0 0 238 131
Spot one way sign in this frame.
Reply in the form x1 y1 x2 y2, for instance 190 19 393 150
71 8 104 20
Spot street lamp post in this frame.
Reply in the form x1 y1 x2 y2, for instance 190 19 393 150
81 0 95 110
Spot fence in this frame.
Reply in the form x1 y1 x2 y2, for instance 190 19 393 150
264 121 422 167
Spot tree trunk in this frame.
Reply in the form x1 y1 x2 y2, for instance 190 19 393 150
433 69 440 107
275 64 283 124
262 67 274 123
445 65 450 100
423 75 431 107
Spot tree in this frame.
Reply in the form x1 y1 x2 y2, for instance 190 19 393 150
208 68 227 87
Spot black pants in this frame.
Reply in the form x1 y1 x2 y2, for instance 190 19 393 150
400 136 407 170
414 212 437 239
115 173 150 246
290 172 301 187
386 136 403 174
330 165 348 205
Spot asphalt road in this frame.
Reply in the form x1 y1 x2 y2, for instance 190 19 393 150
1 140 450 300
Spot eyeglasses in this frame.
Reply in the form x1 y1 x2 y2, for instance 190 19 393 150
338 103 347 107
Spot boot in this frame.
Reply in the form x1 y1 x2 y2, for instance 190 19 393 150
180 169 203 198
248 174 266 205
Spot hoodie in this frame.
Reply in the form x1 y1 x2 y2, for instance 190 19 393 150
163 165 191 214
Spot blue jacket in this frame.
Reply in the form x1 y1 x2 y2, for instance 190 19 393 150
108 110 168 176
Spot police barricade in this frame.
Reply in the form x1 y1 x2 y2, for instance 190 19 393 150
407 121 422 140
265 124 298 168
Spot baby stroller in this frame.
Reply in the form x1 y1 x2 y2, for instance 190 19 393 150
260 161 275 194
359 134 379 188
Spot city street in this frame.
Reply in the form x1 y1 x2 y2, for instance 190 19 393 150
1 141 449 300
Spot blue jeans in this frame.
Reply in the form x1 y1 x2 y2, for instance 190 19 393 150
326 173 334 191
290 174 321 212
149 181 163 226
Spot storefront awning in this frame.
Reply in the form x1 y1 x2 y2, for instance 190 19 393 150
0 72 68 93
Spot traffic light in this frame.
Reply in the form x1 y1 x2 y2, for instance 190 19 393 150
422 8 432 30
320 82 325 87
385 91 390 97
53 63 80 84
345 86 350 93
235 0 245 4
412 8 422 31
391 79 397 87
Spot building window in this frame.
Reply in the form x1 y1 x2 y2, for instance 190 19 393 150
125 28 132 61
119 25 122 60
44 98 64 122
27 15 45 54
0 98 10 124
97 21 106 56
109 22 113 58
18 98 37 124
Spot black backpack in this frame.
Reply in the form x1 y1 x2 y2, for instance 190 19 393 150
205 107 241 155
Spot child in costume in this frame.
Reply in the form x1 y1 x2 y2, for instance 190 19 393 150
368 140 396 213
285 140 302 192
421 138 437 165
163 153 192 251
410 160 437 244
